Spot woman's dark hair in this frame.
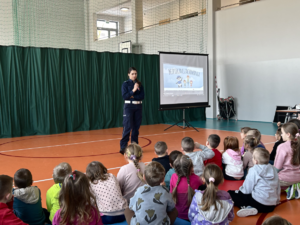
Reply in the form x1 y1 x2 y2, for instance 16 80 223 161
59 171 100 225
86 161 109 184
128 67 142 87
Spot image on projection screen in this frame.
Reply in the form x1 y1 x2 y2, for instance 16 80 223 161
160 53 208 107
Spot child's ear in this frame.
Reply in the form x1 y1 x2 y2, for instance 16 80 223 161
169 163 173 168
166 149 169 154
5 192 12 202
143 174 146 182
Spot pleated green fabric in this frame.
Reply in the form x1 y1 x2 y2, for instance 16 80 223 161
0 46 206 138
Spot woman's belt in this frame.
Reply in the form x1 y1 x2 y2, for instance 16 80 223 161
125 100 142 104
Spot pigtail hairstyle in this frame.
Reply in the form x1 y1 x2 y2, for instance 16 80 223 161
59 171 99 225
126 143 145 182
200 164 223 211
172 155 195 206
282 122 300 166
86 161 109 184
246 129 262 144
244 135 258 153
224 136 240 153
128 67 142 87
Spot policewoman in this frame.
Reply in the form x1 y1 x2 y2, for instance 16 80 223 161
120 67 144 154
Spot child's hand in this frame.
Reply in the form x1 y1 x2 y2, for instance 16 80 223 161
194 142 200 149
277 122 281 127
160 181 166 186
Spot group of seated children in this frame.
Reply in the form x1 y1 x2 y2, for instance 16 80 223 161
1 121 300 225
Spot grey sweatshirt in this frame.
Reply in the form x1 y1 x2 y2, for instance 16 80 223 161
239 164 280 206
185 144 215 176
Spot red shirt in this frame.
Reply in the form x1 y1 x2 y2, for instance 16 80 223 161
0 199 28 225
204 148 223 170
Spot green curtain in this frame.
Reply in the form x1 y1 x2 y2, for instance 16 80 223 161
0 46 205 138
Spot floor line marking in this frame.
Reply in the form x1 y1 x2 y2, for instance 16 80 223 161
0 130 197 153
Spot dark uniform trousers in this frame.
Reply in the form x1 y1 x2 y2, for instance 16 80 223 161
120 103 143 149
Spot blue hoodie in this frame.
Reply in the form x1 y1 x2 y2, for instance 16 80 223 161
239 164 280 206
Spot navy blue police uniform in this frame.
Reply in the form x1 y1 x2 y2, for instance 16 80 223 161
120 79 144 154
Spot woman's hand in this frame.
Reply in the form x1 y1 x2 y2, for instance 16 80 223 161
132 83 139 92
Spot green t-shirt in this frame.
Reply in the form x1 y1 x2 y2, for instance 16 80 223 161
46 183 61 222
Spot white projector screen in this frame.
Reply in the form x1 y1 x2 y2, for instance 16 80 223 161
159 52 209 110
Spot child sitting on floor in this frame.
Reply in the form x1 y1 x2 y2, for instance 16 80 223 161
124 161 178 225
240 127 251 155
188 164 234 224
0 175 27 225
228 148 280 217
164 150 182 190
117 143 146 203
246 129 265 149
152 141 171 173
46 162 72 222
181 137 215 177
269 127 284 165
13 169 47 225
170 155 202 220
86 161 127 224
52 170 103 225
204 134 223 170
222 136 244 180
274 122 300 196
243 135 257 174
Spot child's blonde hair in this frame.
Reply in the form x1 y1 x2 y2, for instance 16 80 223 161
246 129 261 144
126 143 144 182
59 170 99 225
172 155 195 206
199 164 223 211
244 135 258 153
53 162 72 184
253 148 270 164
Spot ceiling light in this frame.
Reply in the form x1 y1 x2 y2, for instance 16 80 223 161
121 7 129 11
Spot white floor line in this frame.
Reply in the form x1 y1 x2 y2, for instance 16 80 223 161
0 130 197 153
33 162 151 184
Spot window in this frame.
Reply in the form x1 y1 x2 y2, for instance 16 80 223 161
97 20 119 40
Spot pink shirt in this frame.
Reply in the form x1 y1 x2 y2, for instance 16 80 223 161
170 173 202 220
52 207 103 225
274 141 300 183
117 162 146 203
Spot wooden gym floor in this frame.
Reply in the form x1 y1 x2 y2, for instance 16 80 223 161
0 120 298 225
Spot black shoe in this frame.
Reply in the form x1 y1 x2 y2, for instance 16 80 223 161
119 148 126 155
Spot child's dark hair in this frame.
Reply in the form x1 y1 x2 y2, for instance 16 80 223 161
208 134 221 149
59 170 99 225
282 122 300 166
244 135 258 153
200 164 223 211
86 161 109 184
169 150 183 167
246 129 262 143
53 162 72 184
262 216 292 225
172 155 195 206
144 161 165 186
128 67 142 87
241 127 251 134
154 141 168 155
224 136 239 152
14 169 33 188
126 143 144 182
0 175 13 200
253 148 270 164
289 118 300 129
181 137 194 152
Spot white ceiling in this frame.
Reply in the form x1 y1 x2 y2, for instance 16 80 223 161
97 0 176 17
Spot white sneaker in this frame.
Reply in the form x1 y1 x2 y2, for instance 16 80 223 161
237 206 258 217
